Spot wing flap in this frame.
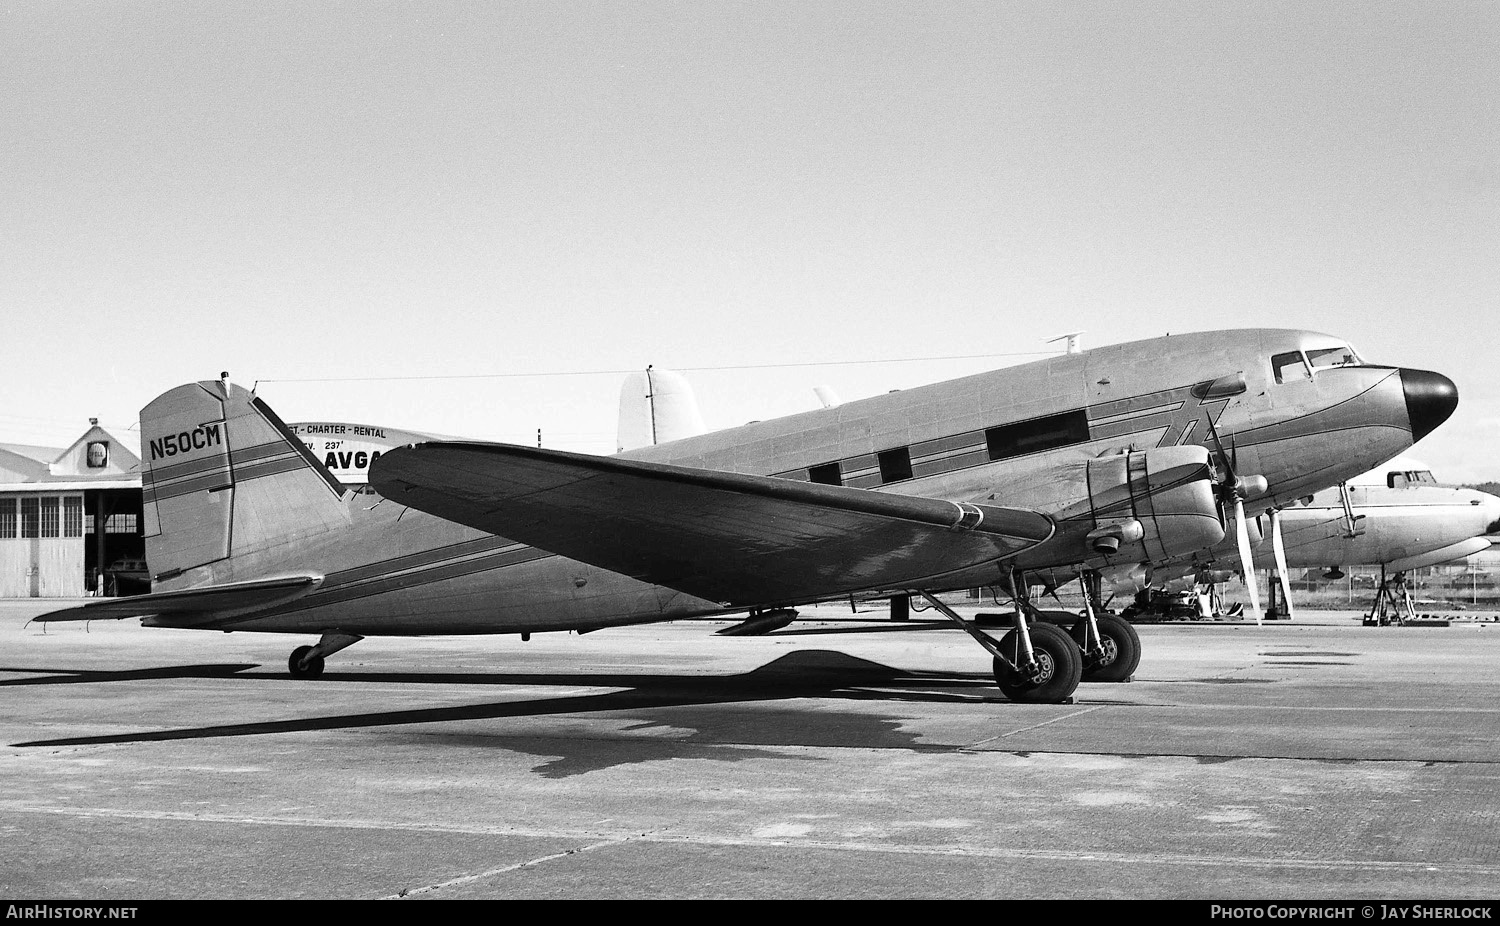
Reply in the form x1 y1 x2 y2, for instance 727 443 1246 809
34 575 325 625
371 442 1054 606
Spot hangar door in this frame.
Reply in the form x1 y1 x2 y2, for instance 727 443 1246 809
0 494 85 597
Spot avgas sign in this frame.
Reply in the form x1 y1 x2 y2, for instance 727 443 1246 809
289 422 436 485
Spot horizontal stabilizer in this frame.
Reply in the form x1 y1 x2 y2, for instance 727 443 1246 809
34 575 325 624
371 442 1055 607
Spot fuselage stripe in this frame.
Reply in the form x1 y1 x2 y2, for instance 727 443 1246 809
243 544 555 620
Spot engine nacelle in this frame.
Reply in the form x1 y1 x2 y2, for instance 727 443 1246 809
1195 567 1238 585
1075 445 1225 568
1099 563 1151 595
1002 445 1225 574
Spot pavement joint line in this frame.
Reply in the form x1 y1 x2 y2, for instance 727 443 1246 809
6 803 1500 879
382 836 634 899
965 705 1109 747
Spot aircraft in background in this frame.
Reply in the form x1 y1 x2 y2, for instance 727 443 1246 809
1133 458 1500 623
35 330 1457 704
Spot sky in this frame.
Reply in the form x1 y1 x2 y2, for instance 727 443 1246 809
3 1 1497 479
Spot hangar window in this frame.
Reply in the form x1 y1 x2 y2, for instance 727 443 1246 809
877 447 913 483
39 497 59 538
0 499 14 539
63 497 82 537
105 513 138 534
985 410 1089 462
20 498 38 538
808 462 843 486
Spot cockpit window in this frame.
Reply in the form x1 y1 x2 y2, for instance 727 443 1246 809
1388 469 1438 488
1306 345 1361 370
1272 351 1312 384
1273 345 1362 384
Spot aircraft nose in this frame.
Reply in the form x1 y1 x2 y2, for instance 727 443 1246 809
1481 492 1500 536
1400 368 1458 443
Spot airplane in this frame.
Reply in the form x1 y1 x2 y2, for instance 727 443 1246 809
610 362 1496 631
1129 458 1500 623
33 330 1458 705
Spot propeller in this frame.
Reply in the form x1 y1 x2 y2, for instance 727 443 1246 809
1205 414 1267 625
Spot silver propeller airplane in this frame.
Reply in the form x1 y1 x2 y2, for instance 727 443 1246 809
36 329 1457 704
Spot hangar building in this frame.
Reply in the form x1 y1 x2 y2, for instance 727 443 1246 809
0 422 145 597
0 418 420 598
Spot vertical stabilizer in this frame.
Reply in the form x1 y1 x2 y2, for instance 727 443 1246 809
140 380 349 581
616 367 708 452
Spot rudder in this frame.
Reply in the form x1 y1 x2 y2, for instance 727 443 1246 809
141 378 349 583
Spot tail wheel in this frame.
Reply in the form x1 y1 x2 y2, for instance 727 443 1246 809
288 645 325 679
1070 612 1141 683
992 621 1082 703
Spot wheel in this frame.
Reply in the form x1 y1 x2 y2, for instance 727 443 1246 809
1069 612 1141 683
288 644 325 679
992 621 1082 703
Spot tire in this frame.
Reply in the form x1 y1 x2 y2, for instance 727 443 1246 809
288 645 325 679
992 621 1082 703
1070 612 1141 683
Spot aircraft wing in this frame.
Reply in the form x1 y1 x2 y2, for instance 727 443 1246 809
371 442 1054 607
34 575 324 624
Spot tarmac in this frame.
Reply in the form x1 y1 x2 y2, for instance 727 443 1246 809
1 598 1498 901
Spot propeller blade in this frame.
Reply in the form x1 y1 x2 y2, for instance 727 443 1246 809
1205 412 1238 484
1234 498 1262 624
1270 507 1295 621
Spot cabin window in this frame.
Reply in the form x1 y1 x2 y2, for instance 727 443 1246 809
1272 351 1313 383
877 448 913 483
808 462 843 486
985 410 1090 462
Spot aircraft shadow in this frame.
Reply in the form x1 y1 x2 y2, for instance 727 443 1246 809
12 650 1004 750
756 620 957 637
0 663 261 685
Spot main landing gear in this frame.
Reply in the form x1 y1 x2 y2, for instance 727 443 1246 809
921 583 1082 703
1069 570 1141 683
1070 611 1141 683
991 621 1082 703
916 569 1142 703
287 631 363 679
